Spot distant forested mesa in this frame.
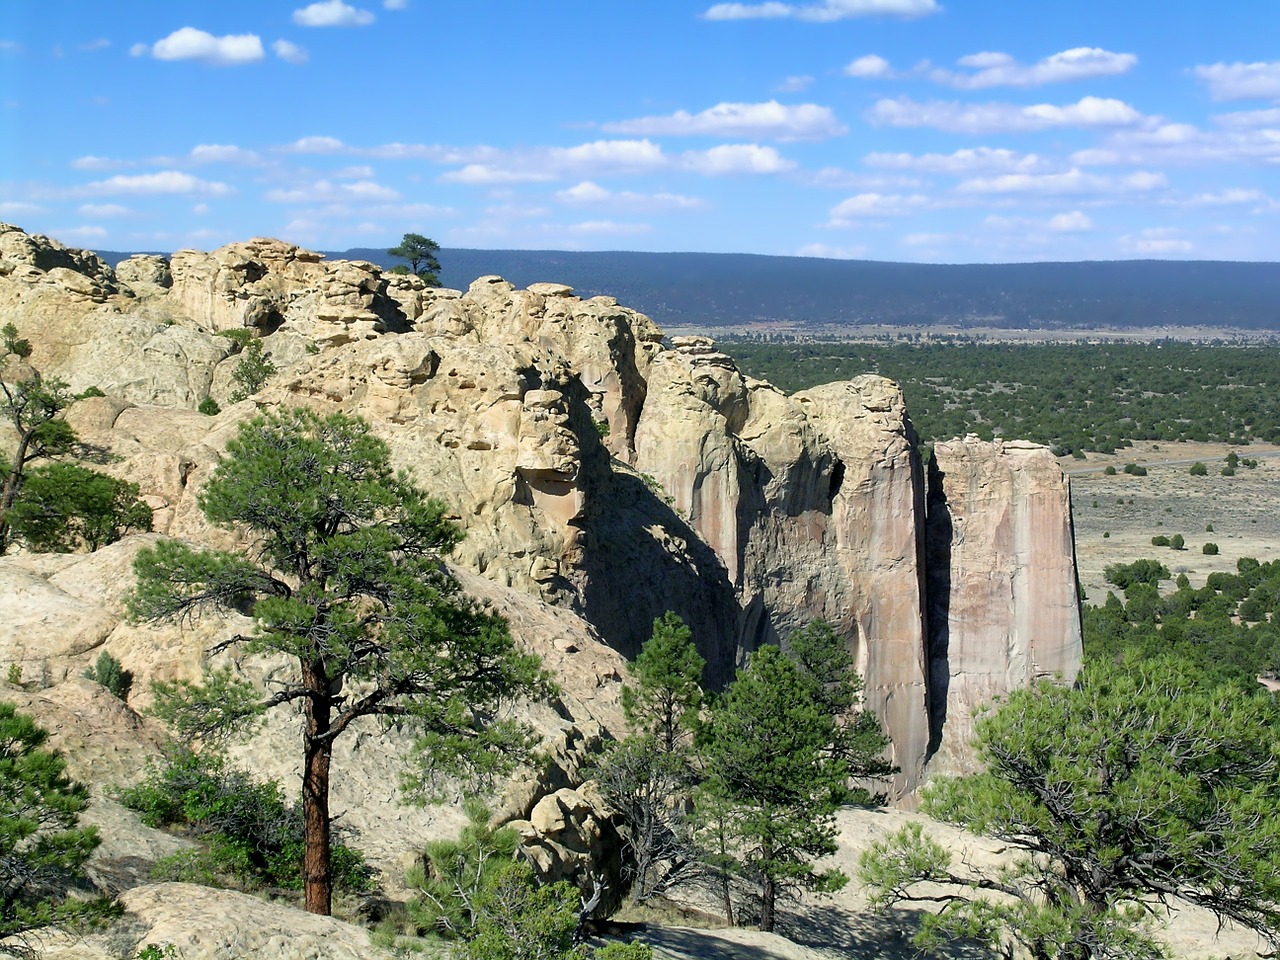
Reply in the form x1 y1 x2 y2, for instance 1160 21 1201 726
720 339 1280 455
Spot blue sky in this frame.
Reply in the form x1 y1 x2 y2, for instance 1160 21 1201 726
3 1 1280 262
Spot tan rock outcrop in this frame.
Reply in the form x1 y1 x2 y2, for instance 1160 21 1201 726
924 437 1083 775
0 224 1083 806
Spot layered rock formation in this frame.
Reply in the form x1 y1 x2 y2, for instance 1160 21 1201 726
0 224 1082 822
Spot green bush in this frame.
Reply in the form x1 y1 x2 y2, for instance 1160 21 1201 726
75 385 106 400
198 397 221 416
228 340 276 403
1104 559 1170 591
1170 534 1185 550
119 747 371 893
1189 461 1208 476
1207 523 1215 532
1203 543 1220 555
2 322 32 358
83 651 132 701
1222 466 1236 476
1122 463 1147 476
1103 465 1117 476
1151 535 1170 547
216 328 254 350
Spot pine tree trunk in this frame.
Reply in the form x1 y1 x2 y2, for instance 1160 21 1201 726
302 661 333 915
760 874 776 932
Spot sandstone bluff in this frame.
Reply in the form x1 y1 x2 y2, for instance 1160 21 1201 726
0 224 1082 957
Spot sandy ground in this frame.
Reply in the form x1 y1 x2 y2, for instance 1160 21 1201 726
1061 440 1280 600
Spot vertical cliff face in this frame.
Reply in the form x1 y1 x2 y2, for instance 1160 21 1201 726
924 438 1084 775
0 227 1085 790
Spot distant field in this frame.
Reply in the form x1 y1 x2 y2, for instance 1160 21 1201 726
721 339 1280 455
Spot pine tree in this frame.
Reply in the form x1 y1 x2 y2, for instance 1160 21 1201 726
697 626 890 932
128 406 553 915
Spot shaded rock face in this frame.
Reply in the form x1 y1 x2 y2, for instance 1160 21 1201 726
0 225 1082 801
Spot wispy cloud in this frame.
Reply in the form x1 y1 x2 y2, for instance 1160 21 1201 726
132 28 265 66
957 169 1167 196
867 95 1144 133
866 147 1046 174
0 201 45 218
555 181 706 212
776 75 814 93
77 203 132 217
603 101 846 141
827 193 933 224
1119 227 1193 254
273 39 309 64
293 1 376 27
264 179 400 203
703 0 938 22
929 48 1136 89
1193 60 1280 101
796 242 870 259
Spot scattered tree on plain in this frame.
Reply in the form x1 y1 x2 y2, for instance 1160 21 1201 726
127 407 552 915
859 657 1280 959
388 233 441 285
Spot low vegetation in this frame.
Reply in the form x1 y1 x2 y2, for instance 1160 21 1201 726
723 339 1280 453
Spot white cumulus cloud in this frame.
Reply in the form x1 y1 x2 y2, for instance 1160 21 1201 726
1193 61 1280 101
704 0 938 21
604 101 846 141
280 135 349 154
867 95 1143 133
845 54 892 78
681 144 796 175
136 28 265 66
931 47 1136 89
82 171 235 197
293 1 375 27
273 39 309 64
188 144 262 165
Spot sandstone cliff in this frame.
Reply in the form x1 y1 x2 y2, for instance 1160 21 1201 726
0 223 1082 820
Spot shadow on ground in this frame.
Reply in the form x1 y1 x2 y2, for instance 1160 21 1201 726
783 902 995 959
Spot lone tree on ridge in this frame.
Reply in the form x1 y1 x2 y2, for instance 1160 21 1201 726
388 233 441 285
